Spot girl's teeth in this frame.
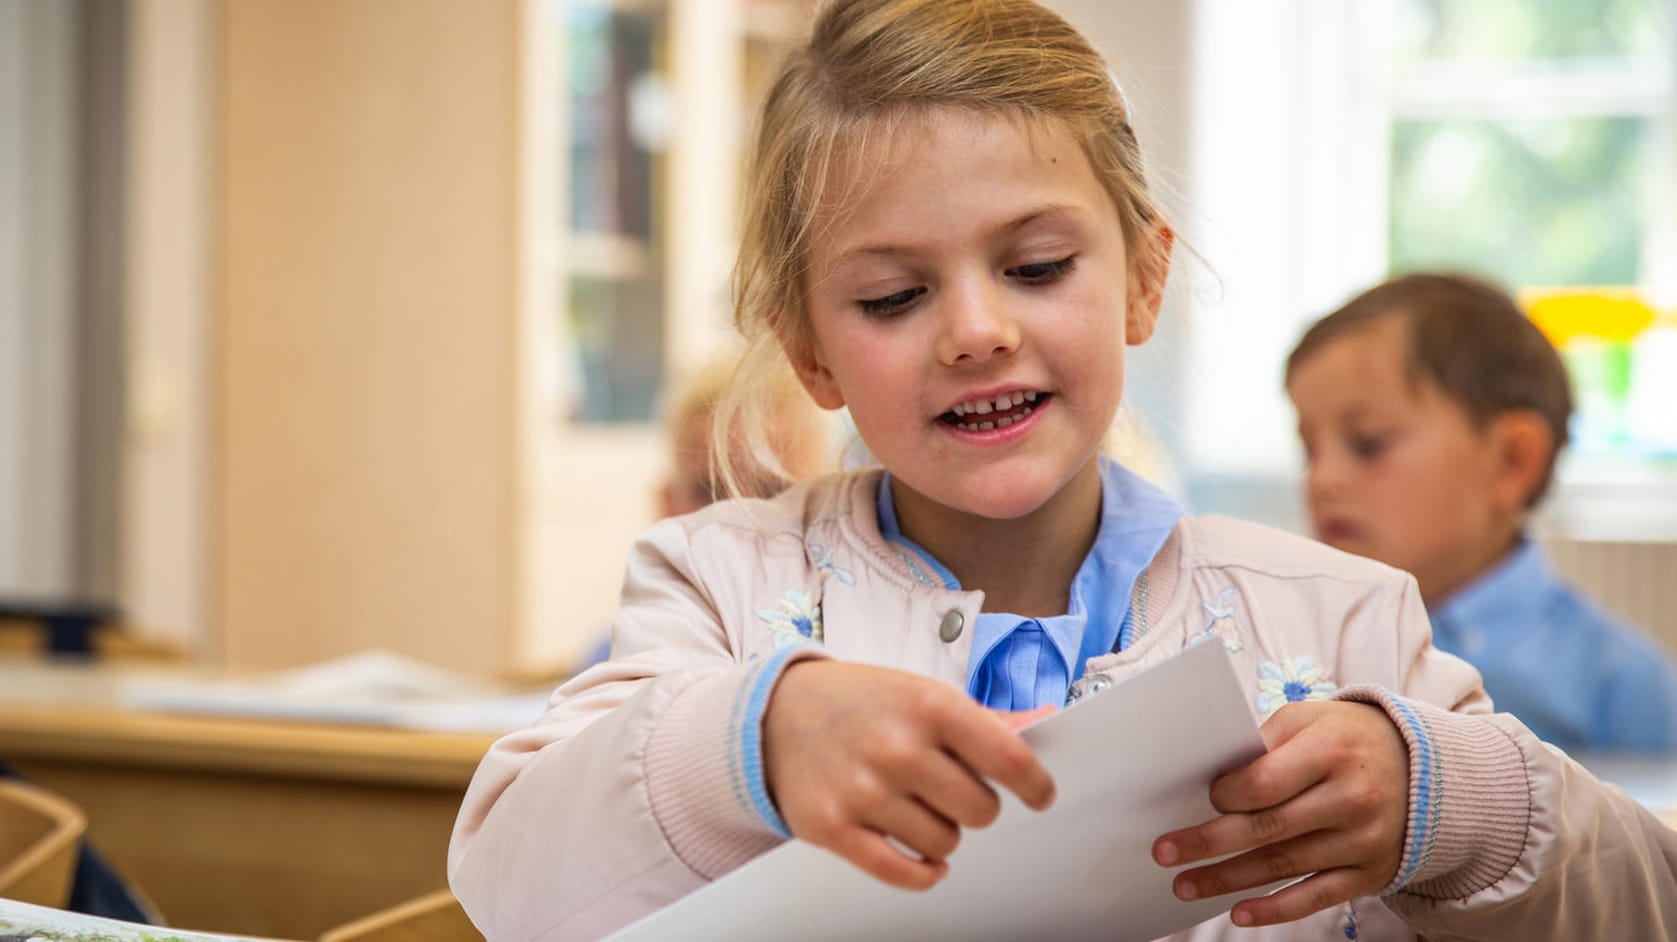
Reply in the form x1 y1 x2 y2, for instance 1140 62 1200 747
954 404 1033 432
950 391 1042 416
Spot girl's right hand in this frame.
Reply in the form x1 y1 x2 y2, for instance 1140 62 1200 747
762 659 1057 890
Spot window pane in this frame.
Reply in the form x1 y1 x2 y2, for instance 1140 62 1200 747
566 275 665 423
567 2 658 238
1388 116 1656 286
1396 0 1666 62
563 0 666 424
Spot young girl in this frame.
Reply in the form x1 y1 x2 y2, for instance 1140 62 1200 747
449 1 1677 939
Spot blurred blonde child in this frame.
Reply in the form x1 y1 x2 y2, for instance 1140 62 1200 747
578 352 834 668
1287 271 1677 754
452 3 1677 939
656 353 833 519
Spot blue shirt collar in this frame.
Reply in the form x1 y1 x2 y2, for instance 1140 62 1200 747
875 456 1183 709
1431 538 1553 637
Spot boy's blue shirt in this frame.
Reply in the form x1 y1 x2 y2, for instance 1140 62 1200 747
1430 538 1677 755
876 455 1183 711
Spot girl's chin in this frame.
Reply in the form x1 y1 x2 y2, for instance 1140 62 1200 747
894 456 1099 524
947 478 1076 523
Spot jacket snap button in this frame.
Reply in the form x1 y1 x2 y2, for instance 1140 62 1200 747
938 610 964 643
1086 674 1113 695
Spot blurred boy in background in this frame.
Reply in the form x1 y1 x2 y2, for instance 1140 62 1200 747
1285 271 1677 754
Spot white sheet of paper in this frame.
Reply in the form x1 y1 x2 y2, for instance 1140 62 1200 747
0 897 282 941
609 639 1277 942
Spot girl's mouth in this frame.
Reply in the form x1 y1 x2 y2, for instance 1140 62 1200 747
938 392 1049 431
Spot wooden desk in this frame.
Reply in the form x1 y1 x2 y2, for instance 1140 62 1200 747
0 659 498 940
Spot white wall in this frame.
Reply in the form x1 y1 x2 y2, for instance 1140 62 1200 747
1044 0 1197 479
1182 0 1393 480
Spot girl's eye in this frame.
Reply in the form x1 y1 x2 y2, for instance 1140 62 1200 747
1007 255 1077 283
858 286 926 317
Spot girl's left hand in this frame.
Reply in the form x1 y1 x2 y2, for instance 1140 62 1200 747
1149 700 1410 928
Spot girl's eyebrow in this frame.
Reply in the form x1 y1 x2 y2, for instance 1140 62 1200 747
829 203 1087 268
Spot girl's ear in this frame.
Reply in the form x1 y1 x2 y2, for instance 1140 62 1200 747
785 330 847 411
1487 409 1552 513
1125 222 1174 346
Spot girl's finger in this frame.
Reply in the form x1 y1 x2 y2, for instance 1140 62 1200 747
993 704 1057 731
910 752 1003 829
1156 780 1350 868
1171 829 1364 903
1226 867 1369 928
829 825 950 891
939 704 1056 810
1210 714 1332 814
866 796 962 864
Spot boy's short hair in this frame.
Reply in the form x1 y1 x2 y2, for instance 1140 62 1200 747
1286 271 1574 507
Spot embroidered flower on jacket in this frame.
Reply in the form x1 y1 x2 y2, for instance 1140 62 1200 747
1188 586 1244 653
807 542 856 586
757 590 823 648
1254 656 1336 716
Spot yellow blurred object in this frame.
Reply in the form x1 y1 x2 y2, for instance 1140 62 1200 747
1520 287 1657 347
0 620 44 657
91 625 189 663
0 621 186 664
0 779 86 908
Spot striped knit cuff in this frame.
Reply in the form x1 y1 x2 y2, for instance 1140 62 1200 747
734 643 816 837
1335 686 1530 900
644 644 827 879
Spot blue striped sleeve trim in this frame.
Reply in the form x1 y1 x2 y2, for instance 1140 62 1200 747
730 644 810 839
1386 694 1442 890
1114 607 1136 652
723 661 761 830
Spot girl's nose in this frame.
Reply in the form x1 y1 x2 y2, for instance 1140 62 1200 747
935 279 1021 366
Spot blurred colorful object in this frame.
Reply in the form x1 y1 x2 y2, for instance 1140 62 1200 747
1520 288 1675 456
1523 289 1656 346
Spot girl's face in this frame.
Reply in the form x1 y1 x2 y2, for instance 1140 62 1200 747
792 109 1165 526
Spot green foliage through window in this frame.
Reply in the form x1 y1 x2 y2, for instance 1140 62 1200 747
1389 116 1654 286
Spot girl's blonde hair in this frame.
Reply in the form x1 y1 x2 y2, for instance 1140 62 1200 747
713 0 1169 501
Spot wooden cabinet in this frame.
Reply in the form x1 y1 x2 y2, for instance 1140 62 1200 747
115 0 815 677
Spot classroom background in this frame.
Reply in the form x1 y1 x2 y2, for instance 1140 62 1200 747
0 0 1674 935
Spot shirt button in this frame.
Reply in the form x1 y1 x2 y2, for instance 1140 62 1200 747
938 610 964 643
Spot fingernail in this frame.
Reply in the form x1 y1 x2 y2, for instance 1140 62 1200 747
1176 879 1198 901
1232 909 1253 927
1156 840 1178 865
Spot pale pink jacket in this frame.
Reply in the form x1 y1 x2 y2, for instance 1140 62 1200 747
449 470 1677 941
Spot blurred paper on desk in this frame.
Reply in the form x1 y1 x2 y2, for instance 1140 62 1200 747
117 649 552 733
0 896 290 941
608 640 1277 942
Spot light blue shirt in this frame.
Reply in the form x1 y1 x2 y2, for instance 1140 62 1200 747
876 456 1182 711
1430 539 1677 755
